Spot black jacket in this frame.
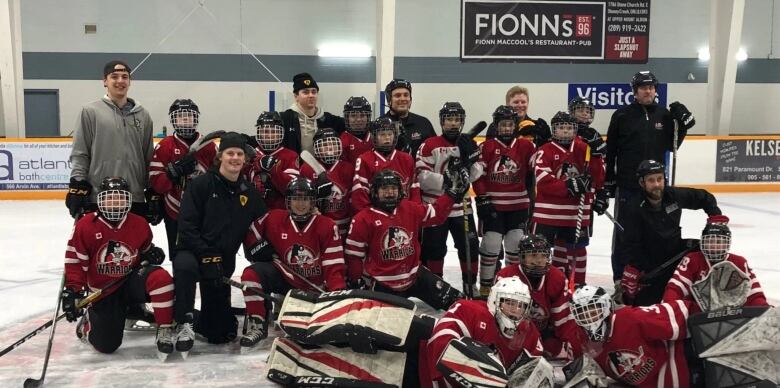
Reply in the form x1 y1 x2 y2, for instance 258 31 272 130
279 109 345 154
383 110 436 159
606 102 686 189
177 169 267 260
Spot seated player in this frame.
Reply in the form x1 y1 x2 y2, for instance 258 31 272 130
62 176 174 358
340 96 373 164
663 219 768 314
496 234 582 359
570 285 692 387
239 177 347 351
249 111 300 209
345 169 467 310
423 276 543 387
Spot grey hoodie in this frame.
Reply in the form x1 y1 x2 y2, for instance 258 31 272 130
69 95 154 202
290 103 324 154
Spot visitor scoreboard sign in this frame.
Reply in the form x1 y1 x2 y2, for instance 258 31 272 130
461 0 650 62
716 139 780 182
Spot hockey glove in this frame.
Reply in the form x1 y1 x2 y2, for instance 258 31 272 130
444 165 469 203
707 214 730 225
165 153 198 182
475 195 498 220
602 180 617 198
199 253 224 283
140 244 166 266
620 265 643 303
566 176 591 197
578 126 606 156
62 288 85 322
456 135 480 168
592 190 609 215
65 178 92 219
314 172 333 203
144 188 164 226
246 238 277 263
345 325 377 354
669 101 696 130
258 155 278 172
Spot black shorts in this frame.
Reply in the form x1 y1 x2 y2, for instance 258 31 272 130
532 223 590 247
481 209 529 235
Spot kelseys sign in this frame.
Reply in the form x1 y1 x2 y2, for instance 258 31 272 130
461 0 650 63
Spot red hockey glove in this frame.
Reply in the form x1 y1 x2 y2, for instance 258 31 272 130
707 214 729 225
621 265 643 303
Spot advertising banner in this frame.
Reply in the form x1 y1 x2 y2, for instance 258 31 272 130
0 141 72 190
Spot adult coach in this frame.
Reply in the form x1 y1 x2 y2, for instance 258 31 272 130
486 85 551 147
67 60 155 220
605 71 696 286
280 72 345 154
382 78 436 158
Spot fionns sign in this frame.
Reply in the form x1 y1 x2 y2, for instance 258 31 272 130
461 0 650 63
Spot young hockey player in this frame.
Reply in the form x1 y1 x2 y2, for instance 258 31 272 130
423 276 543 387
239 177 347 350
351 117 420 209
531 111 604 286
340 96 373 164
416 102 481 295
570 285 692 387
663 219 768 314
62 176 174 358
569 97 609 217
249 111 300 210
345 169 467 310
473 105 536 296
148 99 218 256
299 128 354 239
495 234 582 359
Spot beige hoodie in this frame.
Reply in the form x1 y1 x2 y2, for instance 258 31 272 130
290 103 324 154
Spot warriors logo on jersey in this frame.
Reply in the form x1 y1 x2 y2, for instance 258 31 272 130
607 347 655 384
489 155 521 184
286 244 322 278
381 227 415 261
96 240 136 276
527 300 550 330
320 184 346 213
558 162 582 179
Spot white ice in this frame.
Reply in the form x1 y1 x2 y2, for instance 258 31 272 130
0 193 778 387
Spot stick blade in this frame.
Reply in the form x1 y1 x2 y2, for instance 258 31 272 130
23 377 43 388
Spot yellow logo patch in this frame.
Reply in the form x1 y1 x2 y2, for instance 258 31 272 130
240 195 248 206
303 79 311 86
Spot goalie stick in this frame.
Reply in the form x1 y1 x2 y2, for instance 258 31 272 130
223 277 283 305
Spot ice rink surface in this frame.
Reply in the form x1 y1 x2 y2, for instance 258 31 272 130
0 193 778 386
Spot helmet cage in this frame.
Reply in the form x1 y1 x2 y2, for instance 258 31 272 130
97 189 132 222
170 109 200 139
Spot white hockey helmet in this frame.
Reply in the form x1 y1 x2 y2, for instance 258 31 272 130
488 277 532 339
571 285 613 342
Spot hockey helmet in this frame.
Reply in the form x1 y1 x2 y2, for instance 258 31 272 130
384 79 412 98
313 128 342 166
343 96 372 136
285 177 317 224
571 285 613 342
370 169 404 213
439 102 466 141
492 105 519 143
169 99 200 139
518 234 552 278
701 223 731 263
255 111 285 152
631 71 658 91
568 97 595 126
370 117 399 154
550 111 577 145
488 277 532 339
97 176 132 222
636 159 665 179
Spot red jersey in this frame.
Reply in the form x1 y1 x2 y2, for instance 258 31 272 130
496 265 580 355
416 136 472 217
299 160 354 238
584 301 691 387
351 150 421 211
472 137 535 211
64 212 153 294
532 138 605 227
663 251 768 315
148 133 218 219
425 299 543 386
340 131 372 165
249 147 299 210
344 195 454 291
244 210 346 291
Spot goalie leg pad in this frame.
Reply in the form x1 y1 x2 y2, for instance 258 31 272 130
413 265 465 310
437 337 508 388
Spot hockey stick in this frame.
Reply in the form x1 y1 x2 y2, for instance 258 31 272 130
300 150 327 177
273 259 326 293
571 145 591 293
603 210 624 233
463 196 474 300
640 248 691 284
464 121 487 139
21 261 146 387
671 119 678 186
223 277 283 305
179 130 226 189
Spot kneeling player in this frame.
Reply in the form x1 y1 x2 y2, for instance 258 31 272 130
423 277 543 387
570 285 691 387
345 169 467 310
239 177 347 350
63 177 174 358
496 234 582 359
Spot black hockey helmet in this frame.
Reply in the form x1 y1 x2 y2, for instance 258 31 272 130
285 177 317 223
636 159 665 179
255 111 285 152
493 105 519 143
384 79 412 98
370 169 404 212
550 111 577 145
313 128 342 166
701 223 731 263
568 97 595 125
369 117 399 154
169 99 200 139
343 96 372 136
439 102 466 141
631 71 659 91
518 234 552 278
97 176 132 222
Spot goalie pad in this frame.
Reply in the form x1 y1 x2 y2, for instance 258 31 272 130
416 265 466 310
561 355 610 388
267 337 405 387
278 289 417 351
691 260 751 312
436 337 508 388
506 350 555 388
